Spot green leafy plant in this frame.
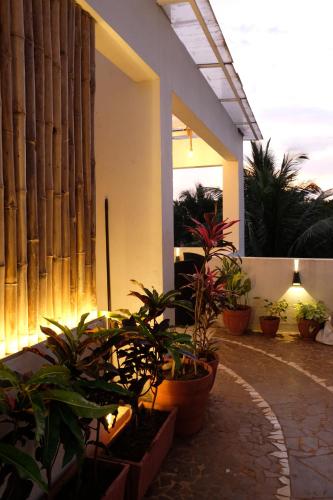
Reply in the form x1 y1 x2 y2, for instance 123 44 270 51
109 282 194 402
263 299 289 320
0 360 118 498
22 315 131 494
294 301 329 323
217 256 251 310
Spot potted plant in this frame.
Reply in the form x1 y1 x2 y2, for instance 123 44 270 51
98 284 194 500
0 363 48 500
183 213 238 380
25 314 131 500
259 298 289 336
218 257 252 336
295 301 329 340
0 358 121 500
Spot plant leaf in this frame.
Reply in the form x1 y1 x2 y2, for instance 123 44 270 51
43 390 118 418
30 393 46 444
27 365 70 387
0 443 47 492
0 363 20 387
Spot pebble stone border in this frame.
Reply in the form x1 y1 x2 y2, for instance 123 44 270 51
221 338 333 395
219 363 291 499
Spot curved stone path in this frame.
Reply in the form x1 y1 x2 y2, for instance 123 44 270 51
146 330 333 499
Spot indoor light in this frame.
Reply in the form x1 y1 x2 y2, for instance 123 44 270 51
186 127 194 158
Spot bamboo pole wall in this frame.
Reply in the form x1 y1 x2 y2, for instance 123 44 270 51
0 0 96 354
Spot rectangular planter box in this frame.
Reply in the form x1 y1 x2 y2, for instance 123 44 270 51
105 405 177 500
48 458 129 500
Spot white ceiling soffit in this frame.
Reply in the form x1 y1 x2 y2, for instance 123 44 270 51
157 0 262 141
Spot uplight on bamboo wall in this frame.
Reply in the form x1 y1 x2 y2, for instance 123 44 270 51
0 0 96 356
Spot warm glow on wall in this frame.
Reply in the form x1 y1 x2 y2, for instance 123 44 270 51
0 309 99 358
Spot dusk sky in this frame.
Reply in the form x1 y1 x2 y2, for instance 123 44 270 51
174 0 333 198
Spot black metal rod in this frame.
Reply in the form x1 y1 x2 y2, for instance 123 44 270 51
105 198 111 311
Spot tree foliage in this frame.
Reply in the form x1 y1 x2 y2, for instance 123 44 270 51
173 143 333 257
245 140 333 257
174 184 222 246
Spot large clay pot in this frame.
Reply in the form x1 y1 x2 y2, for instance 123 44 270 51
259 316 280 337
155 361 213 437
223 306 252 336
206 352 219 390
297 319 321 340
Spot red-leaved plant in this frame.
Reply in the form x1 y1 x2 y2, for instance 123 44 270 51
183 213 239 358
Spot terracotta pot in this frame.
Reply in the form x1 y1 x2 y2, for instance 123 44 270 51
259 316 280 337
49 458 129 500
105 405 177 500
208 353 219 389
297 319 321 340
201 352 219 390
155 361 213 437
223 306 252 335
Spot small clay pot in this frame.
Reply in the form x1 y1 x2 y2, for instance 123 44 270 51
223 306 252 336
259 316 280 337
297 319 321 340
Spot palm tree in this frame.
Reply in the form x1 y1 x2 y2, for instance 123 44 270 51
174 183 222 246
245 140 308 256
245 140 333 257
288 188 333 257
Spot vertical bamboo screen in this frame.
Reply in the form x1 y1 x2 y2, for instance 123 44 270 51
0 0 96 356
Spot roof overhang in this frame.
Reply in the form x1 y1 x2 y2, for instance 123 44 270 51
157 0 262 141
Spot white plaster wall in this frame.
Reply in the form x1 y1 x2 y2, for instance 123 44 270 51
95 52 163 311
175 249 333 332
243 257 333 332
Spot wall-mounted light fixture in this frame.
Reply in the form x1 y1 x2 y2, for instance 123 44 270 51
186 127 194 158
292 259 301 286
175 247 180 262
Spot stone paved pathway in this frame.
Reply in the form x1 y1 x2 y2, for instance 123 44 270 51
145 329 333 500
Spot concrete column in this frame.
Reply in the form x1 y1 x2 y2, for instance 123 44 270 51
160 84 174 295
223 155 245 256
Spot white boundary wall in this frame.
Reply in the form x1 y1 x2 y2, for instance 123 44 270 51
176 249 333 332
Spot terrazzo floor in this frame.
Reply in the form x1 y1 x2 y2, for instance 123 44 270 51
145 329 333 500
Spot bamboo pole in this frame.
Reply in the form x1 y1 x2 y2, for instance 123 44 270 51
11 0 28 347
0 78 5 355
74 6 85 316
51 0 62 321
24 0 39 338
32 0 47 337
68 0 77 320
81 12 92 313
43 0 54 319
0 0 18 354
90 18 96 311
60 0 71 322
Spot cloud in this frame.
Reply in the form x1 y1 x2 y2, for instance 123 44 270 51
261 107 333 125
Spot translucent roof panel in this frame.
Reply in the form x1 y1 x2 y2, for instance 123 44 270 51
195 0 233 64
199 67 234 100
222 101 246 125
164 2 218 65
158 0 262 141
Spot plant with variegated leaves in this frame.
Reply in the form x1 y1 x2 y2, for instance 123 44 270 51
183 214 239 358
